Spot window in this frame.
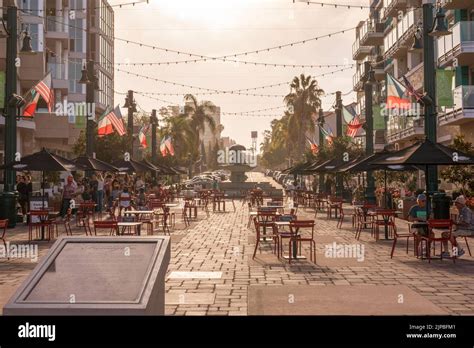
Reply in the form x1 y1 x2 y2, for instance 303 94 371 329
69 18 85 52
68 58 84 94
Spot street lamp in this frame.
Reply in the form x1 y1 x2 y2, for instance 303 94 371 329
78 60 100 161
363 61 376 205
317 108 325 194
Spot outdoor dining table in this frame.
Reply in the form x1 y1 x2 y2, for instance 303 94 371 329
165 203 179 208
274 221 306 260
27 211 60 241
117 221 142 236
367 209 398 240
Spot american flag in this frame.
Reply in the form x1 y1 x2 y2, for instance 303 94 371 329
402 76 423 103
106 105 126 136
346 115 363 138
34 72 54 112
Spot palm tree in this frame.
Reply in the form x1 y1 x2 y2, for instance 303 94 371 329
183 94 217 162
284 74 324 159
161 113 194 163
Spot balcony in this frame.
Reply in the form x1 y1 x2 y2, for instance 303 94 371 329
359 20 385 47
438 85 474 126
352 39 371 61
440 0 473 10
387 117 424 144
383 0 407 20
437 21 474 68
45 16 69 41
353 69 365 92
383 9 420 60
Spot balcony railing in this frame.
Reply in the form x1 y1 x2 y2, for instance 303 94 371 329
352 38 371 60
387 117 424 143
438 86 474 126
437 21 474 64
46 16 68 33
384 9 417 54
440 0 473 10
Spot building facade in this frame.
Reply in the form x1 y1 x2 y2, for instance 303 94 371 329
0 0 114 162
353 0 474 151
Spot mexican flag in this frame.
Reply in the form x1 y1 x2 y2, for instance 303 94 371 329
97 107 114 137
319 124 334 145
22 89 41 117
386 74 411 109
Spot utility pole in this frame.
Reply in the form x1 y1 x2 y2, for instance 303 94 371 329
335 91 343 198
127 90 135 156
423 0 438 194
0 6 18 227
150 109 158 179
318 108 325 194
364 61 376 205
85 60 95 158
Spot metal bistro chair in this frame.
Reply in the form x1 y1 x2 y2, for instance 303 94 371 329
93 220 119 236
419 219 454 263
252 211 277 259
0 219 8 259
288 220 316 263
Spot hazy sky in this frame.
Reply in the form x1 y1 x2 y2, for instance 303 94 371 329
111 0 368 149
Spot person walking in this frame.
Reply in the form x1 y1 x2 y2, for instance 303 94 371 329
60 176 77 217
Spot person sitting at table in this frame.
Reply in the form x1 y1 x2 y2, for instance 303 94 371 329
408 194 432 237
119 186 132 215
441 195 473 258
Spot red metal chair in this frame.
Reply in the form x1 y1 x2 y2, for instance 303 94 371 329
289 220 316 263
419 219 454 263
0 219 8 259
93 220 119 236
252 212 277 259
390 221 417 258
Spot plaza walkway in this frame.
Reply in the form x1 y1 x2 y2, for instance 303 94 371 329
1 172 473 315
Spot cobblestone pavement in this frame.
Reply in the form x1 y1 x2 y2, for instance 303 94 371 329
1 172 473 315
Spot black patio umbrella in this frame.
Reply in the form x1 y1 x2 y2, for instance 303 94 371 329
0 148 85 239
282 161 313 175
307 158 348 173
371 139 474 216
141 159 171 175
338 151 418 208
112 158 156 173
72 156 118 172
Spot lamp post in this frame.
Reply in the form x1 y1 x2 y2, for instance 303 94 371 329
150 109 158 179
335 91 344 198
123 90 137 157
364 61 376 205
318 108 325 193
423 1 451 195
0 7 19 227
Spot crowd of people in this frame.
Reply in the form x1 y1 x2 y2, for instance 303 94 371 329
15 172 179 219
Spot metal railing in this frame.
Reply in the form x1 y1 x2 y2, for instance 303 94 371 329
437 21 474 60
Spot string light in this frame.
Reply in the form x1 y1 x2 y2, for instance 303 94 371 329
116 66 353 95
25 8 353 61
4 1 149 13
115 59 354 69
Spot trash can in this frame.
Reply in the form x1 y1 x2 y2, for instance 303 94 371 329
432 192 451 220
0 191 18 228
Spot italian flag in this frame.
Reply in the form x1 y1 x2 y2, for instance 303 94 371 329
97 107 114 137
138 125 150 148
386 74 411 109
22 89 41 117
